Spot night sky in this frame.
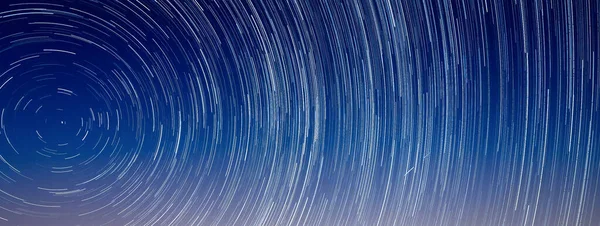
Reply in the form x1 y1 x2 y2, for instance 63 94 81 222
0 0 598 225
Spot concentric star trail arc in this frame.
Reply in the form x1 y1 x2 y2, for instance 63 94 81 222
0 0 598 226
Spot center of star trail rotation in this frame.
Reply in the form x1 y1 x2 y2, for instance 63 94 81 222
0 0 598 225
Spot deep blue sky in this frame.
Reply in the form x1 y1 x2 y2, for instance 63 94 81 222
0 0 598 225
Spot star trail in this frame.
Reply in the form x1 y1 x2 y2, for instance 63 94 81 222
0 0 598 225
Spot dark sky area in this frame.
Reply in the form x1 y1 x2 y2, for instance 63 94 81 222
0 0 598 225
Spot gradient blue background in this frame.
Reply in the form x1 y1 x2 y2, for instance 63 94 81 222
0 0 598 225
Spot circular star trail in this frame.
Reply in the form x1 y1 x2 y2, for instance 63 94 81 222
0 0 598 225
